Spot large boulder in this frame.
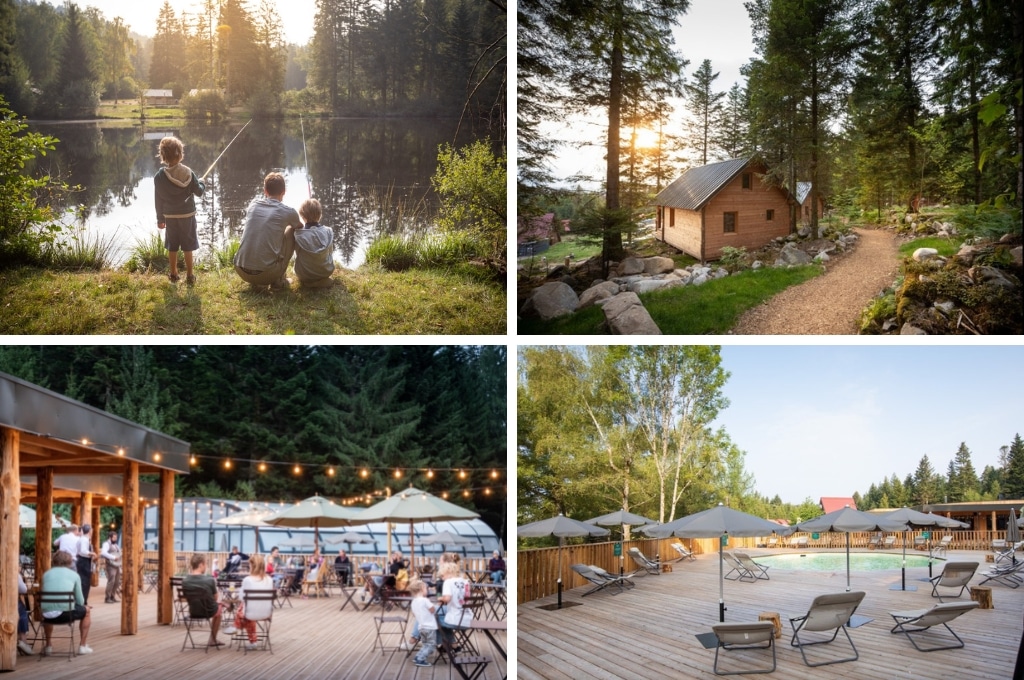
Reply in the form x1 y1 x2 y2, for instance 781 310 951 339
900 323 927 335
1012 246 1023 268
523 281 579 320
619 257 645 276
629 278 670 294
578 281 620 309
969 265 1019 291
643 256 676 274
602 292 661 335
955 244 983 266
912 247 939 262
779 242 812 265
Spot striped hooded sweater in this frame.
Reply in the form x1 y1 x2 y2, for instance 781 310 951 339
154 163 205 222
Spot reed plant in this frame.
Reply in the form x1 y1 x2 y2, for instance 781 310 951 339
364 234 419 271
43 226 115 270
124 233 171 273
199 239 241 272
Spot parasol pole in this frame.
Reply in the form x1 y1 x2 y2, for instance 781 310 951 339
846 532 851 592
719 534 725 622
557 536 563 609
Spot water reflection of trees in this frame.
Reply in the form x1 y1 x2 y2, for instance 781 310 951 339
29 118 474 266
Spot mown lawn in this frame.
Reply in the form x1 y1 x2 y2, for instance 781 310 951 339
0 266 505 335
518 264 823 335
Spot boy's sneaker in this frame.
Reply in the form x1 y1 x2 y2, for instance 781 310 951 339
78 645 93 654
42 646 52 657
245 642 258 651
17 641 35 655
413 659 432 667
222 625 237 635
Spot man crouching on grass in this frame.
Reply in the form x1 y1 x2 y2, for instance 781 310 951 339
234 172 302 291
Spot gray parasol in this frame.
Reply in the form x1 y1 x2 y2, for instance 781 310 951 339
518 514 610 609
881 507 968 590
585 508 658 576
796 506 907 592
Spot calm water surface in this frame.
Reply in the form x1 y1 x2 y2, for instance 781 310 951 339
757 552 935 571
29 118 469 267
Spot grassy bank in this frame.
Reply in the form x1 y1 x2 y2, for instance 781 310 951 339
519 264 822 334
0 266 505 335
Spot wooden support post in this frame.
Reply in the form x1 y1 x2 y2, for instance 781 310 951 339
81 491 95 589
121 461 139 635
1 426 21 671
35 467 53 577
91 506 101 588
157 470 175 625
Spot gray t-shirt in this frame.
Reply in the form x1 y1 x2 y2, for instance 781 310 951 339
234 197 300 272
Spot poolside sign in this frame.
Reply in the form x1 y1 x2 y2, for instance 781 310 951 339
720 535 728 546
614 542 622 556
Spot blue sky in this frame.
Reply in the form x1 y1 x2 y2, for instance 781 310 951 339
716 345 1024 504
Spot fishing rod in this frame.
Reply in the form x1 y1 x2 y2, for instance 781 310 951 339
201 118 253 180
300 115 312 197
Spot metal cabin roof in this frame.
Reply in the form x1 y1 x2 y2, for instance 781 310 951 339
655 157 753 210
796 182 813 205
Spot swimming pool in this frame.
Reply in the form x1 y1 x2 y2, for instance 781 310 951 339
755 552 936 571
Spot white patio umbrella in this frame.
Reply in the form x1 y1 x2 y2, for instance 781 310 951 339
585 508 657 576
19 505 70 529
643 503 792 621
518 514 610 609
214 506 277 553
881 507 968 590
796 506 907 592
354 488 480 562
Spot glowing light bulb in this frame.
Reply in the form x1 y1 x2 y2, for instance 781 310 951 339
394 468 402 479
258 462 267 472
426 469 434 479
327 467 335 477
458 469 467 480
360 468 369 478
224 460 233 470
293 464 301 475
189 455 197 465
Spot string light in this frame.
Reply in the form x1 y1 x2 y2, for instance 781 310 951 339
458 469 467 480
292 464 302 475
224 460 233 470
189 455 197 465
258 462 267 473
153 452 162 462
327 467 335 477
360 468 369 478
426 469 434 479
490 469 499 479
393 468 402 479
117 448 126 456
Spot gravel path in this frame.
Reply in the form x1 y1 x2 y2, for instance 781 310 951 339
731 227 899 334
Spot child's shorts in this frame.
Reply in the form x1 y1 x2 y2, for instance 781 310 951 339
164 216 199 252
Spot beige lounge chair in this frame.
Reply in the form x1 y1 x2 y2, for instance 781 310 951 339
882 535 897 549
789 591 866 667
732 551 770 580
889 601 980 652
627 547 660 576
931 535 953 558
789 536 808 549
928 562 978 602
867 533 882 549
711 621 776 675
670 542 696 562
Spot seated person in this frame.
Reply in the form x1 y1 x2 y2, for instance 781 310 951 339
489 550 506 583
233 554 275 650
334 549 352 586
17 573 34 655
437 561 473 647
223 546 250 575
40 550 93 655
182 554 227 647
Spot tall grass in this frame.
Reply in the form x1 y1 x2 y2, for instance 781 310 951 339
124 233 171 273
43 226 116 270
365 231 483 272
200 239 241 272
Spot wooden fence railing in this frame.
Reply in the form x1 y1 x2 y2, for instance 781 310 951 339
142 551 491 577
516 530 1010 604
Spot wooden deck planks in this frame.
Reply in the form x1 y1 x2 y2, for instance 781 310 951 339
518 549 1022 679
14 588 506 680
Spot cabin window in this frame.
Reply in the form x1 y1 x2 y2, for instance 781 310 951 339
741 173 752 190
766 209 774 221
723 212 737 233
669 209 675 227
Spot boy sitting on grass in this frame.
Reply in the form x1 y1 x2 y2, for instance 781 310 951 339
293 198 335 288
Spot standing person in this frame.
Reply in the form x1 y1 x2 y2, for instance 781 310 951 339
75 524 96 605
40 550 93 656
233 554 275 651
438 560 473 647
293 198 335 288
234 172 301 290
154 135 205 285
100 530 121 603
408 579 438 667
181 554 225 648
54 524 79 557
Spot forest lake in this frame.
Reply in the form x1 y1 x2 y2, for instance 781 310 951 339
27 117 475 268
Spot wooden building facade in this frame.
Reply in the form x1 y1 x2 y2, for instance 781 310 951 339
654 157 794 261
796 181 825 223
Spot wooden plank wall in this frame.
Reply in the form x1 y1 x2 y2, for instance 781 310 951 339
660 207 702 259
703 172 792 259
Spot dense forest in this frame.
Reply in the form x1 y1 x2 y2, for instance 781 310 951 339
0 0 506 128
855 434 1024 510
0 345 507 542
518 0 1022 259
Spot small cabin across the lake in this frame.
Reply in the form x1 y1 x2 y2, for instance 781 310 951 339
654 157 793 261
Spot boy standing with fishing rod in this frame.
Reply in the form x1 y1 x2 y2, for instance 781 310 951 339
154 136 204 284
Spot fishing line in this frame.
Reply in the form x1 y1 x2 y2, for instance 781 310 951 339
201 118 253 180
301 115 312 197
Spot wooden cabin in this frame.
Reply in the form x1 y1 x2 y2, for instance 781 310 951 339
654 157 793 261
143 89 175 106
797 181 825 223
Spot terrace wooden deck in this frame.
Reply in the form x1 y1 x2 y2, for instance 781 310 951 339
518 549 1022 679
14 584 506 680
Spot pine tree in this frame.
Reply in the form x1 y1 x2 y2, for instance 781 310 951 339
683 59 725 165
1004 433 1024 498
912 455 942 505
946 442 979 501
715 82 750 159
54 2 98 118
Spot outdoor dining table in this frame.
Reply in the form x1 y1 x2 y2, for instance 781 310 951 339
471 582 507 620
337 580 361 612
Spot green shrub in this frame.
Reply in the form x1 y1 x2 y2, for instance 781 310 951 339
952 202 1022 241
433 140 506 264
365 234 418 271
859 293 897 334
718 246 749 273
181 90 228 121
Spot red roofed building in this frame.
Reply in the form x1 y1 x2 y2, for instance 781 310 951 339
820 497 857 513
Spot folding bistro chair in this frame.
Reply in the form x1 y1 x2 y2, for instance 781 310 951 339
627 547 660 576
436 609 491 680
928 562 978 602
170 577 189 626
233 590 274 654
180 587 219 653
710 621 777 675
372 592 408 655
36 591 77 661
889 601 980 652
789 591 866 667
